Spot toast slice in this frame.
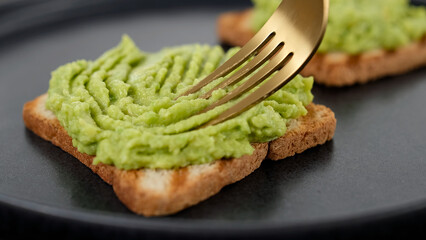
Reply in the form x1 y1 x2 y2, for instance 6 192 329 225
218 10 426 87
23 94 336 216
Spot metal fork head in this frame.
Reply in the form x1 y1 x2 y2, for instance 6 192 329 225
179 0 329 127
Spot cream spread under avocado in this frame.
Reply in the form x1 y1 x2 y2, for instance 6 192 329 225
46 36 313 170
252 0 426 55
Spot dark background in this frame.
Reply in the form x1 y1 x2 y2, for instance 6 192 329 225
1 0 426 239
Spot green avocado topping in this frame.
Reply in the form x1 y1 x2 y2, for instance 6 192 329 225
46 36 313 170
251 0 426 54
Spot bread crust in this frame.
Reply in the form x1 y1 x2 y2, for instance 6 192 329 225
217 10 426 86
23 94 336 216
268 104 336 160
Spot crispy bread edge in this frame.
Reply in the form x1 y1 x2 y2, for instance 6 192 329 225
217 10 426 87
22 94 336 216
267 104 336 160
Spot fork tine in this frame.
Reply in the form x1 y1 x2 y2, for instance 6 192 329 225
202 56 304 127
199 40 284 99
177 29 276 98
199 49 292 115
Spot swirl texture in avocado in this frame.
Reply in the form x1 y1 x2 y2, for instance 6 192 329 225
46 36 313 169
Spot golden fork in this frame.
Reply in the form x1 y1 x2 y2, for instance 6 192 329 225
180 0 329 127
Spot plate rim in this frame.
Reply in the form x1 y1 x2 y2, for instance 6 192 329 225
2 191 426 237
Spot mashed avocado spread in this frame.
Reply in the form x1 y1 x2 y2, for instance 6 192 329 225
252 0 426 54
46 36 313 170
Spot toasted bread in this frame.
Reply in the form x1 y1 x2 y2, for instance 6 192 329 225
23 94 336 216
218 10 426 87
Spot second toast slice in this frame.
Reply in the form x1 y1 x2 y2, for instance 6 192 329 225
218 10 426 86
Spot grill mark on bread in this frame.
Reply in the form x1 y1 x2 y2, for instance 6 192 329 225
170 167 189 193
216 158 228 172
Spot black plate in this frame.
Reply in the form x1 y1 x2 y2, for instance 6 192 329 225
1 0 426 239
